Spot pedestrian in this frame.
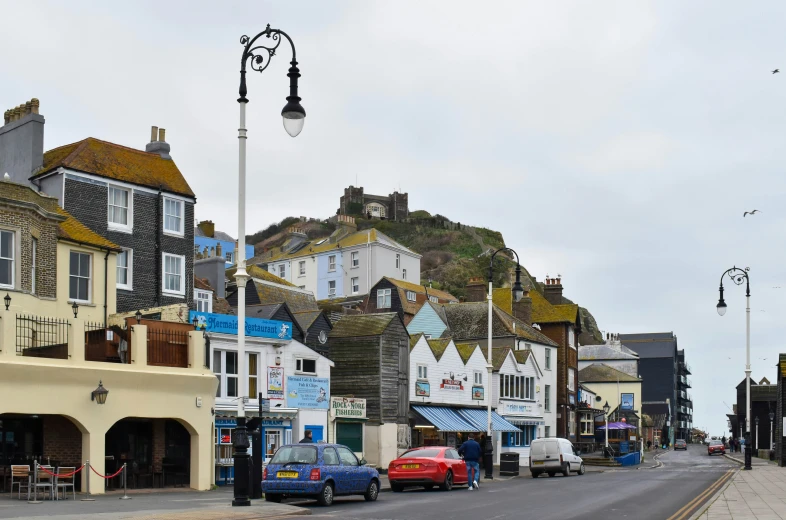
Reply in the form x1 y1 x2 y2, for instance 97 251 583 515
458 433 481 491
299 429 314 443
647 440 652 451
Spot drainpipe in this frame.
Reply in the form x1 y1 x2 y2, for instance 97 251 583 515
104 250 110 325
156 185 163 306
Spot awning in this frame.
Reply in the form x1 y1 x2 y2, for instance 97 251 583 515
457 408 521 433
412 406 482 432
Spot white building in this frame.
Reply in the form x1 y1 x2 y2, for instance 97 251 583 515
515 337 557 441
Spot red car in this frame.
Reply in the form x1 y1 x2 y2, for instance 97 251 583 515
388 446 469 492
708 440 726 456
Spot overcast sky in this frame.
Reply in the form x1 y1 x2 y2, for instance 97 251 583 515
3 0 785 437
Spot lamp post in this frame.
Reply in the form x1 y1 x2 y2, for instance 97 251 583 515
716 266 752 470
485 248 525 479
755 416 759 452
603 401 610 452
770 412 774 451
234 25 305 507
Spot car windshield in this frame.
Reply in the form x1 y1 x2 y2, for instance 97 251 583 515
676 440 686 444
270 445 318 465
709 441 723 446
401 449 442 458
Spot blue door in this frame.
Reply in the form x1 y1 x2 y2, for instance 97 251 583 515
306 425 324 443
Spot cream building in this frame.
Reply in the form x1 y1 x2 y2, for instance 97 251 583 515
578 363 643 432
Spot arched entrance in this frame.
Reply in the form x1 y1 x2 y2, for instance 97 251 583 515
105 418 191 489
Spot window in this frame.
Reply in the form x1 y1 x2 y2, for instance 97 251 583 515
417 364 428 380
299 261 306 276
248 353 258 399
429 296 438 303
117 249 132 290
580 412 593 435
163 197 183 235
337 446 359 466
213 350 221 397
502 426 536 447
568 369 575 392
226 252 233 263
323 447 340 465
544 385 551 411
328 280 336 297
474 370 483 385
226 351 238 397
569 410 576 437
351 251 359 268
296 358 317 375
30 237 36 294
377 288 391 308
351 277 359 294
500 374 535 400
162 253 185 295
195 289 212 312
278 264 286 279
396 254 400 268
406 290 416 302
107 186 130 229
545 348 551 369
403 269 407 280
545 426 551 438
69 251 91 302
0 230 14 289
328 255 336 272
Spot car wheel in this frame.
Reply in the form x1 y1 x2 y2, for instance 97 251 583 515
391 482 403 493
317 482 334 507
562 463 570 477
364 480 379 502
530 470 541 478
578 463 585 475
265 494 282 503
440 470 454 491
424 484 435 491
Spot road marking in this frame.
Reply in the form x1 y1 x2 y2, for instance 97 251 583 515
665 469 735 520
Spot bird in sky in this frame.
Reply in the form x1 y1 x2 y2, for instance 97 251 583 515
743 210 761 217
774 286 781 289
773 69 780 74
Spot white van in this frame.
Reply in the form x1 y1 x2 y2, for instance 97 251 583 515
529 438 585 478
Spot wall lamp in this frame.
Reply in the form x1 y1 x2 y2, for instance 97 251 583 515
4 293 10 310
71 301 79 318
135 310 142 324
91 381 108 405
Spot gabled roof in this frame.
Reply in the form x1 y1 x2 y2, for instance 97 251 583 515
426 338 452 361
492 288 513 315
329 313 399 338
385 278 458 302
410 332 424 350
56 205 122 251
439 302 557 346
454 342 481 364
35 137 195 197
578 363 640 383
226 266 318 314
292 310 325 331
530 289 579 325
512 349 531 365
263 228 419 262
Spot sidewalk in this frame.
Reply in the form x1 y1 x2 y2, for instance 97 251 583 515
724 451 773 467
696 461 786 519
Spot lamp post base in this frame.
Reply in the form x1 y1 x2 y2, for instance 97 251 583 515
232 417 252 506
483 436 494 480
744 432 753 470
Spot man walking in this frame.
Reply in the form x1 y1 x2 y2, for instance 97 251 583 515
299 430 314 443
458 433 481 491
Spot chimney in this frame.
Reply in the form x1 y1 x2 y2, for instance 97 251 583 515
512 287 532 326
216 242 222 259
145 125 172 159
0 98 44 186
544 276 563 305
465 277 486 303
284 226 308 252
197 220 216 238
330 215 357 243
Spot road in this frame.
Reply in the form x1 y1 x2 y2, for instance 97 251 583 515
289 445 738 520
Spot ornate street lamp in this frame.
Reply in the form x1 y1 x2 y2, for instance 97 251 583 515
71 301 79 318
91 381 108 405
233 24 305 507
484 247 524 479
3 292 10 311
716 266 752 470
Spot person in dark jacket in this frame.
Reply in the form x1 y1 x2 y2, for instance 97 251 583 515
299 430 313 443
458 433 481 490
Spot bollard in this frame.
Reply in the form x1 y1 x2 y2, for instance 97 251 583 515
119 463 131 500
28 461 42 504
81 460 95 502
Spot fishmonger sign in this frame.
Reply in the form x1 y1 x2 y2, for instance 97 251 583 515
331 397 367 419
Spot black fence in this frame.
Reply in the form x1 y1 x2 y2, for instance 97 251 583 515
147 329 189 368
16 314 70 359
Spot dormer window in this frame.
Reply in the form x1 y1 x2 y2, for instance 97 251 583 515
429 296 438 303
406 290 416 302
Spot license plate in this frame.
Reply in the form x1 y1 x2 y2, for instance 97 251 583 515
277 471 299 478
533 461 544 465
401 464 420 469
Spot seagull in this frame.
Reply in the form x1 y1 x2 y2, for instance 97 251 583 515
743 210 761 217
774 286 781 289
773 69 780 74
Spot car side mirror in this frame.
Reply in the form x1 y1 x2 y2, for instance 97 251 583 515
360 458 367 466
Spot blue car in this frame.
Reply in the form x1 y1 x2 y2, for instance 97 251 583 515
263 443 380 506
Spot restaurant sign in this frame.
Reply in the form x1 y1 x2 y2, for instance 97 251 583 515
330 397 367 419
189 311 292 340
440 379 464 391
504 402 535 415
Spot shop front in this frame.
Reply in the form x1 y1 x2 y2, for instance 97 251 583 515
498 401 544 466
329 397 368 457
410 405 520 455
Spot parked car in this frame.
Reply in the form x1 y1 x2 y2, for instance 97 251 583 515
529 438 585 478
708 440 726 456
262 443 380 506
388 446 470 492
674 439 687 451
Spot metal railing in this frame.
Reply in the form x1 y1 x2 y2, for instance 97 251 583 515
16 314 69 359
147 329 189 368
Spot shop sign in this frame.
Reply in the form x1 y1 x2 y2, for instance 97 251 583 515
472 386 484 400
261 420 286 426
416 381 430 397
440 379 464 391
268 367 284 399
189 311 293 340
287 376 330 409
505 402 534 414
621 393 634 411
331 397 367 419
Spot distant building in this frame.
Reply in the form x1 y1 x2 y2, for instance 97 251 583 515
194 220 254 267
365 277 458 325
338 185 409 221
578 334 640 378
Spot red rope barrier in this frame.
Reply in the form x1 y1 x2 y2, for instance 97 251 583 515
89 464 125 479
37 464 85 478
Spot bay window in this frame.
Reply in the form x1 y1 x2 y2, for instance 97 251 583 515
500 374 536 400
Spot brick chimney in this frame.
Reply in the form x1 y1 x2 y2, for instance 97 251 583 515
145 126 172 159
284 226 308 252
0 98 44 186
197 220 216 238
512 287 533 325
544 276 563 305
465 277 486 303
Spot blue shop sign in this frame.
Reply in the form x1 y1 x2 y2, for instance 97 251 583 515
189 311 293 340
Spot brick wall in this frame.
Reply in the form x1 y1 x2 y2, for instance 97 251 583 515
42 415 82 465
63 177 194 313
0 205 59 298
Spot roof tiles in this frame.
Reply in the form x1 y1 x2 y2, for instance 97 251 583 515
329 313 398 338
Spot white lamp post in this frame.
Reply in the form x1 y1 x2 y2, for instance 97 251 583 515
603 401 610 453
770 412 775 451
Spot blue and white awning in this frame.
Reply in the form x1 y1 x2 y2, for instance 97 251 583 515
457 408 522 433
412 406 482 432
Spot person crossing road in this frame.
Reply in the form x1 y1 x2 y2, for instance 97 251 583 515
458 433 481 491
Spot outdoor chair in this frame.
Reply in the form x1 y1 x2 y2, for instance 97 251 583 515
55 467 76 500
10 465 30 500
32 465 54 500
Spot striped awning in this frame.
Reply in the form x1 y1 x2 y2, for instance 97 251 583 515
457 408 521 433
412 406 482 432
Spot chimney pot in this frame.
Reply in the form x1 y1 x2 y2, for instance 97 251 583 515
3 110 9 125
30 98 39 115
216 243 222 257
150 126 158 142
158 128 166 142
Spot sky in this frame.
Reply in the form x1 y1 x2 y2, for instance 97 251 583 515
2 0 786 437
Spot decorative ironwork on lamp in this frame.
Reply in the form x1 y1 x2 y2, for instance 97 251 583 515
91 381 108 405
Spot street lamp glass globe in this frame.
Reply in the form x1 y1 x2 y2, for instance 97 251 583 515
716 300 727 316
282 114 305 137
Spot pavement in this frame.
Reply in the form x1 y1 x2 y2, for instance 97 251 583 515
694 455 786 519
